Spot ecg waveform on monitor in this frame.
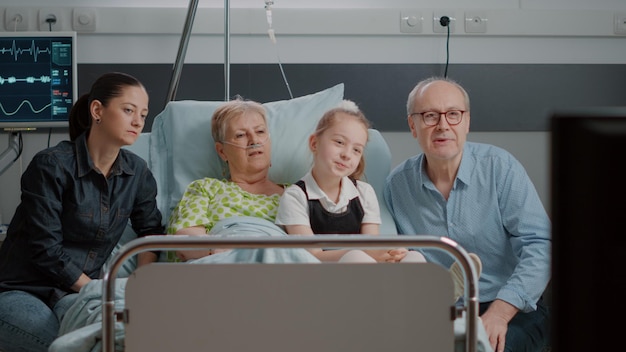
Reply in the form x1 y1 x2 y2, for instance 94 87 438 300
0 35 74 126
0 100 51 116
0 75 52 85
0 40 51 63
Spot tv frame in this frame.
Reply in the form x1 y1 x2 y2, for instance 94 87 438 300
0 31 77 130
550 107 626 351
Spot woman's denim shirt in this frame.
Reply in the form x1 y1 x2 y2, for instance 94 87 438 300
0 132 164 307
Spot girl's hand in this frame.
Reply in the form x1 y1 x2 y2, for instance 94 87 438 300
364 248 408 262
387 248 409 262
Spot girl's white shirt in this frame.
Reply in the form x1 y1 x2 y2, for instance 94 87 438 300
275 170 381 227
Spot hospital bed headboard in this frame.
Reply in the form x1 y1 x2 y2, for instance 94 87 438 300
136 83 398 235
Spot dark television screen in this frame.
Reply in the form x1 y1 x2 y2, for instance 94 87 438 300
550 107 626 351
0 31 77 129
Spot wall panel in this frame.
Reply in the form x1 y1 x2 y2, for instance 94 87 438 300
78 63 626 132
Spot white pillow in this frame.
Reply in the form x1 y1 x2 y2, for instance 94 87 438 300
149 84 345 223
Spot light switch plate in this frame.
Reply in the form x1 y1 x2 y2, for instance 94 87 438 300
73 8 97 32
400 10 423 34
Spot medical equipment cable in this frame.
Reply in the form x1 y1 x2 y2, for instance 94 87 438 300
439 16 451 78
221 133 270 149
46 16 57 147
265 1 294 99
13 132 23 162
444 25 450 77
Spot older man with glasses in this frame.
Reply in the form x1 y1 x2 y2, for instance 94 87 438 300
384 76 551 352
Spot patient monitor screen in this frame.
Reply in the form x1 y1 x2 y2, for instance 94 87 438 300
0 32 77 129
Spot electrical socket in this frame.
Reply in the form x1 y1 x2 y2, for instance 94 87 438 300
5 7 30 31
465 11 488 34
615 12 626 35
39 8 64 31
433 11 456 34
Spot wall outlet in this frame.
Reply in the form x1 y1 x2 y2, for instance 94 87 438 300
615 12 626 35
433 11 456 34
5 8 30 31
39 8 65 31
465 11 488 34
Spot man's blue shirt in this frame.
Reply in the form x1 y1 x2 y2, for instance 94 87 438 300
384 141 551 312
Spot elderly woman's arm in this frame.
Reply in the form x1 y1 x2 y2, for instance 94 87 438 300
174 225 213 261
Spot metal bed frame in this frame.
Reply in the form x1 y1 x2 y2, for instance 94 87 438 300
101 235 479 352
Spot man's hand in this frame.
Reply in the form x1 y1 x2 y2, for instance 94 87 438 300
480 299 518 352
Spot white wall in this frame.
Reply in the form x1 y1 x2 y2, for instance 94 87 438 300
1 0 625 223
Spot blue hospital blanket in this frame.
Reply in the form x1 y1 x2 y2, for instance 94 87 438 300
50 217 319 352
191 216 321 264
49 217 492 352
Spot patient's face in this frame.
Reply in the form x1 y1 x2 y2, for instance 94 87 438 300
219 111 272 177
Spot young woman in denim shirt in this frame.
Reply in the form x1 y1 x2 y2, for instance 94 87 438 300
0 72 164 352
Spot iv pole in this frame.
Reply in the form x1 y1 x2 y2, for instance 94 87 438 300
165 0 231 104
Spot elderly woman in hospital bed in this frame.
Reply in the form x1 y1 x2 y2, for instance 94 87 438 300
49 85 492 352
169 98 410 265
167 97 318 264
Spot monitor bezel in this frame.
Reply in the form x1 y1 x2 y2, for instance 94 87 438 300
550 106 626 351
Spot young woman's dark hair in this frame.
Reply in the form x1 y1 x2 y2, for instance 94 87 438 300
68 72 145 141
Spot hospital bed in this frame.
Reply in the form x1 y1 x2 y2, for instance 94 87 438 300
80 84 488 352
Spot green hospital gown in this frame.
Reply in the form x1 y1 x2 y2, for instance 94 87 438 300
167 178 283 234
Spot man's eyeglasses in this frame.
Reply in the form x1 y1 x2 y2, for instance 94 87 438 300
411 110 466 126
